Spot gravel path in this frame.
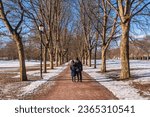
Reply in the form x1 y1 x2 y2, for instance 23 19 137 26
34 66 118 100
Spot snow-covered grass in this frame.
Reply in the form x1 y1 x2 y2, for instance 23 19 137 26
0 60 40 68
0 60 40 72
20 64 68 96
1 60 149 99
21 63 68 95
84 60 150 100
0 60 68 98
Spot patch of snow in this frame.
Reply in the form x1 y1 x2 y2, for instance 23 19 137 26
20 63 68 96
0 60 40 68
84 60 150 100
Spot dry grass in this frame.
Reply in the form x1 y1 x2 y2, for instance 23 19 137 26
0 72 42 99
133 82 150 91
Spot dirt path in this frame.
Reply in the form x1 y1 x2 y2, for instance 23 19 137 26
34 66 118 100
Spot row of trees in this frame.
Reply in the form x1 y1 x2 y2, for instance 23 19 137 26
0 39 39 60
129 36 150 59
0 0 150 81
74 0 150 79
106 36 150 59
0 0 73 81
1 35 149 61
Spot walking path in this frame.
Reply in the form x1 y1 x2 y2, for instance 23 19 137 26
34 66 118 100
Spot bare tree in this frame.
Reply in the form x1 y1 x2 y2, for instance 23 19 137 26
106 0 150 79
81 0 119 72
79 0 97 67
25 0 73 69
0 0 27 81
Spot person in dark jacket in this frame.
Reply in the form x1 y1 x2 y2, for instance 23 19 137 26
70 60 77 82
75 57 83 82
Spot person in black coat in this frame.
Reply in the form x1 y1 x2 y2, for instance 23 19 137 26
75 57 83 82
70 60 77 82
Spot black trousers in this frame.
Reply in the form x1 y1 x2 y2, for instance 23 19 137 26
77 71 82 82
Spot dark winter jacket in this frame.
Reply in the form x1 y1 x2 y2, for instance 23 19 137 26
70 63 77 77
75 60 83 72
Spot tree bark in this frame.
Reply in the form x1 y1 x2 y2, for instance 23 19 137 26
15 35 27 81
0 1 27 81
82 52 85 65
58 51 62 65
85 51 88 65
43 46 47 73
88 49 92 67
49 49 54 69
82 48 85 65
55 48 59 66
94 43 97 68
101 46 106 72
120 21 130 79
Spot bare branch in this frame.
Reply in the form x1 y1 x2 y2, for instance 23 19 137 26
132 2 150 18
0 0 13 33
106 0 119 14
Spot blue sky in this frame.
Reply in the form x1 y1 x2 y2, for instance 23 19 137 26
0 0 150 44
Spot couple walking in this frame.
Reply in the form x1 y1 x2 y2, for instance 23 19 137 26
70 57 83 82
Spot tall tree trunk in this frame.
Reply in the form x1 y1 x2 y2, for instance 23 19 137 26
60 52 63 64
49 49 54 69
55 48 59 66
15 35 27 81
94 43 97 68
85 51 88 65
88 49 92 67
66 51 69 62
101 46 106 72
62 54 64 64
58 51 62 65
82 48 85 65
0 1 27 81
120 22 130 79
82 53 85 65
43 46 47 73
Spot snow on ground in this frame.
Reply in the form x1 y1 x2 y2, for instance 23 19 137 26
0 60 68 98
0 60 40 68
0 60 40 72
84 60 150 100
1 60 149 99
20 63 68 96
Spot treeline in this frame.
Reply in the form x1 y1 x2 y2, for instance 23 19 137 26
0 0 150 81
109 36 150 60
